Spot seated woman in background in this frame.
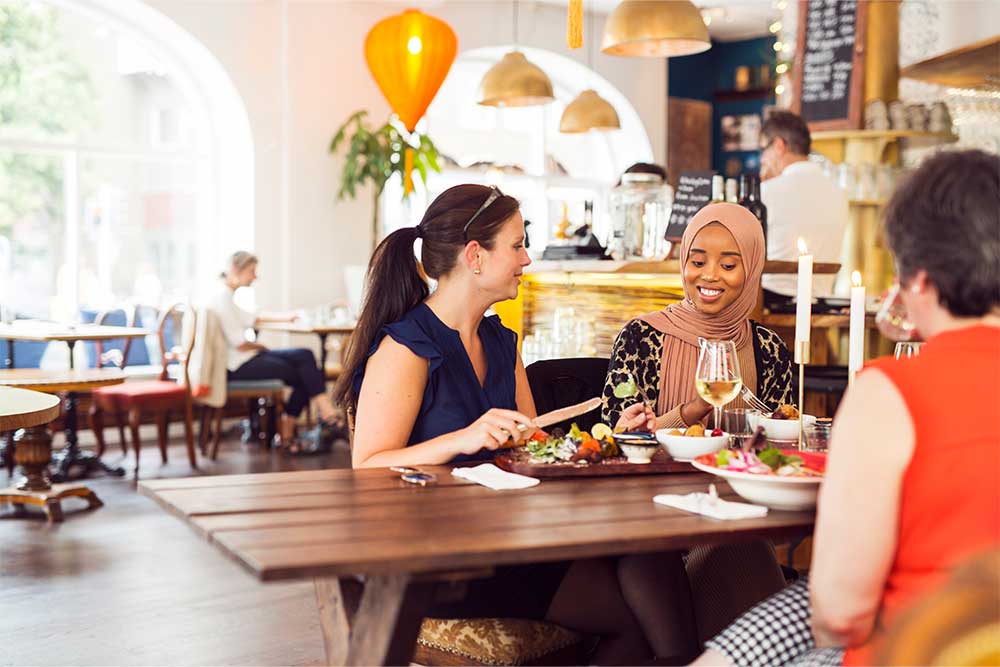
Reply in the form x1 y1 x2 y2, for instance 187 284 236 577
211 251 342 452
335 184 654 664
602 203 792 658
692 149 1000 666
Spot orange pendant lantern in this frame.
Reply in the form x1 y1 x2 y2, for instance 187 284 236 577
364 9 458 133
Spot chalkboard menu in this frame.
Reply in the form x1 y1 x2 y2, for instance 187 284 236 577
665 170 714 240
792 0 868 130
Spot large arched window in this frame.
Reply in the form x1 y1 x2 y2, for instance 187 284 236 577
0 0 252 319
381 45 654 249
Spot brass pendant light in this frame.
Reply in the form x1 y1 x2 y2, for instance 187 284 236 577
477 2 554 107
560 89 620 132
601 0 711 58
560 8 620 133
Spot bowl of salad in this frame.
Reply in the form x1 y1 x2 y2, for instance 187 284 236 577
690 448 826 510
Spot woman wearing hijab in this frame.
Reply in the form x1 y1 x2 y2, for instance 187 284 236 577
602 202 792 432
601 203 792 660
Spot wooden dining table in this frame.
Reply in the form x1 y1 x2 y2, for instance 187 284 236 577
0 369 125 481
255 321 355 372
140 467 815 666
0 321 150 370
0 385 101 521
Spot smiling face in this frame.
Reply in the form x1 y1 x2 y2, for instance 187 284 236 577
683 223 746 315
478 211 531 301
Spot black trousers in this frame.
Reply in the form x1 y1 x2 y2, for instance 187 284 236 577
229 348 325 417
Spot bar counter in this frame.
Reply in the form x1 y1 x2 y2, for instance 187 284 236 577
496 259 841 357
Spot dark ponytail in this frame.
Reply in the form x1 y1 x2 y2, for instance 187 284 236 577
334 226 426 409
334 184 519 411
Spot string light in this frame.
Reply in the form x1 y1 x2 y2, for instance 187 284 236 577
773 41 783 52
775 84 786 95
776 62 789 74
769 21 782 33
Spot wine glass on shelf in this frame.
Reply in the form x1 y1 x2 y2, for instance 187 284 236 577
695 338 743 431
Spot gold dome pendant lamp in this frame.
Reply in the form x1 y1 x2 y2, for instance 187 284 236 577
561 5 620 133
601 0 711 58
477 1 554 107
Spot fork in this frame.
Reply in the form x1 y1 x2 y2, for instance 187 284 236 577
740 386 772 414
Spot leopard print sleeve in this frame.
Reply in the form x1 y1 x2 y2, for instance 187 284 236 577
753 322 793 410
602 319 664 427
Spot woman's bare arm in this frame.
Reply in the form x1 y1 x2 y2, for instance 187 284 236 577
809 368 915 647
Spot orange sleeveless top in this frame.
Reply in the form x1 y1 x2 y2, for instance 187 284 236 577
843 325 1000 665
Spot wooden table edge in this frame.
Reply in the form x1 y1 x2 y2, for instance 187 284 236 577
246 523 815 582
0 390 61 430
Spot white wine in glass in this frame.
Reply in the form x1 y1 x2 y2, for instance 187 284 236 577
695 339 743 430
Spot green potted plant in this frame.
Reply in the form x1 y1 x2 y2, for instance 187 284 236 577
330 111 442 245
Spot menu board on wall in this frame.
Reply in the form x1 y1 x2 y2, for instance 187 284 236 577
665 170 714 241
792 0 868 130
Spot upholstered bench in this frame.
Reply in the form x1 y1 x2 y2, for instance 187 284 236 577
413 617 590 666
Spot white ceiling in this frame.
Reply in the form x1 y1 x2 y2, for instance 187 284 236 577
538 0 780 43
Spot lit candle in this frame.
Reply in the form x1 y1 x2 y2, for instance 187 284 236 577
848 270 866 382
794 237 813 348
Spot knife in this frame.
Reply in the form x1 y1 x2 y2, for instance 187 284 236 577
501 397 603 448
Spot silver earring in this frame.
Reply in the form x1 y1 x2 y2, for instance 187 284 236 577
474 268 482 275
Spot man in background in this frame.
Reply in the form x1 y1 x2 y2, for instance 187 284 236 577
759 111 849 308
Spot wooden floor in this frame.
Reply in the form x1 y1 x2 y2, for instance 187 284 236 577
0 429 351 666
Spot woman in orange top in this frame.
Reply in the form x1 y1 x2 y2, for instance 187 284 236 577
691 149 1000 666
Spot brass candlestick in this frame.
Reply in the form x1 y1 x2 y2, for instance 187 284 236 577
794 340 810 451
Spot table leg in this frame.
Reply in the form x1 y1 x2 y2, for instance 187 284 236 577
51 391 125 482
4 339 13 369
67 339 76 370
318 333 329 372
0 426 103 522
313 574 435 667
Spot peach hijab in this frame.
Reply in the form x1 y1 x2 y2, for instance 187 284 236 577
639 203 766 414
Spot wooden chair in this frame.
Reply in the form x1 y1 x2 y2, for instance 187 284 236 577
199 380 285 461
89 303 197 479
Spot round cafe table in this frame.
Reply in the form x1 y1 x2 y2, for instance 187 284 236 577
0 386 102 521
0 369 126 482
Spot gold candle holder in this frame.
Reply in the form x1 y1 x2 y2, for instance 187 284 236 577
795 340 810 451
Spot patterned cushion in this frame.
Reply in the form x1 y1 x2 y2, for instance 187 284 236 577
415 618 584 666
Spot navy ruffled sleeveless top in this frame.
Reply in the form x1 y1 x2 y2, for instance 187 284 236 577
352 303 519 463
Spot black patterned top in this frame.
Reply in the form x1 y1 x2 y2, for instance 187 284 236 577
601 319 793 428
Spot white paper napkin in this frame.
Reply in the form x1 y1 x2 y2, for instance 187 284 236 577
452 464 540 490
653 484 768 520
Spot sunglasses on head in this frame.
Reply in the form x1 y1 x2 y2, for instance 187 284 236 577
463 186 502 242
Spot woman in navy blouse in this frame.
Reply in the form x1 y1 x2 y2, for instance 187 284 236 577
335 184 663 664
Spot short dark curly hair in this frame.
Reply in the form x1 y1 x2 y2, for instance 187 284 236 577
762 110 811 155
883 149 1000 317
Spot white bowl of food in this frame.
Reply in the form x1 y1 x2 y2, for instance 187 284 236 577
655 425 729 461
613 433 659 464
691 449 826 511
747 406 817 442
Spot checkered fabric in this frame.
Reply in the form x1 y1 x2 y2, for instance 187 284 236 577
705 578 845 667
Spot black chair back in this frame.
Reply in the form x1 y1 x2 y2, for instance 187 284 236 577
526 357 609 433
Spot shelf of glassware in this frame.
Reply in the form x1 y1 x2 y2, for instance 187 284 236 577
810 130 957 296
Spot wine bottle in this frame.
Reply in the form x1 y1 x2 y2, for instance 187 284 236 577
739 174 768 250
710 175 725 203
725 178 738 203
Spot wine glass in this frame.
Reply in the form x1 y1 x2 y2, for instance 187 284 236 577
875 283 917 342
894 341 924 359
695 339 743 431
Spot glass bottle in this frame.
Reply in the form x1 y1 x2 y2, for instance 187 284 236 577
738 174 768 250
710 175 725 203
725 178 738 203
